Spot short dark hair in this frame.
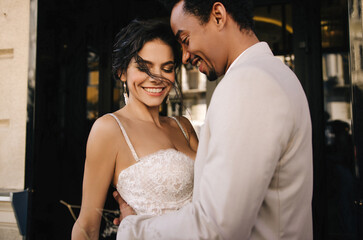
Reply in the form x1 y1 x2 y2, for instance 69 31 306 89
158 0 255 31
112 19 181 80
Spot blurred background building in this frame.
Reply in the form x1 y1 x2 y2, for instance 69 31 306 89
0 0 362 239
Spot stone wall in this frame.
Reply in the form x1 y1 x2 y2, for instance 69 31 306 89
0 0 32 238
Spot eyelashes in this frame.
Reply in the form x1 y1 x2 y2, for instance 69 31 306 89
135 55 149 73
182 38 188 45
162 68 174 73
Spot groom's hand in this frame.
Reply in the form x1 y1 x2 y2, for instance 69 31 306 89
113 191 136 225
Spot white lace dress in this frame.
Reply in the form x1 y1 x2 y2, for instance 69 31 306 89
109 114 194 218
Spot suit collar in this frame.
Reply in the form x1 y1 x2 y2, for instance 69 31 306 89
225 42 273 76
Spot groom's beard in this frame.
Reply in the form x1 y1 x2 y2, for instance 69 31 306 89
207 69 218 81
202 62 218 81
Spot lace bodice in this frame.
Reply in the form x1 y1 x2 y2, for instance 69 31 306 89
117 148 194 215
109 114 194 216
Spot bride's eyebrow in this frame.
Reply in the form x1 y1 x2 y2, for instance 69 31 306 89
136 55 174 67
161 61 175 67
135 55 151 65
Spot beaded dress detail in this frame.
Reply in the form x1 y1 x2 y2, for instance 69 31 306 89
109 114 194 216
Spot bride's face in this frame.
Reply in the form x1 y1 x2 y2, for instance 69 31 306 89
122 39 176 107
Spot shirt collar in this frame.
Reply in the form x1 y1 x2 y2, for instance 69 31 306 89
225 50 246 76
225 42 266 76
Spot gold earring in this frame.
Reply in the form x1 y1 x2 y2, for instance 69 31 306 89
123 81 128 105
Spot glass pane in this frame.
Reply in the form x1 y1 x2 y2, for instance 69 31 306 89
321 0 349 50
86 50 99 120
322 0 359 238
254 4 293 55
348 1 363 236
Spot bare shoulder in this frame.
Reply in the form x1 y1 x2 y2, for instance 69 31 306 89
169 116 199 151
89 114 120 138
175 116 194 133
86 113 123 155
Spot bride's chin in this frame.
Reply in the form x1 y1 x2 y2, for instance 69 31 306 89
143 101 164 108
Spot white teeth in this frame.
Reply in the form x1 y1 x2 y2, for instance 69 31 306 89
144 88 163 93
196 60 201 67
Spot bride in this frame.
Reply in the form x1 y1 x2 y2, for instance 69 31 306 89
71 19 198 240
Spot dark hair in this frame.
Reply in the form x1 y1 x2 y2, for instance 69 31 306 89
112 19 182 80
158 0 255 31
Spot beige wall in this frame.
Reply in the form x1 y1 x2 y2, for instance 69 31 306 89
0 0 29 190
0 200 21 240
0 0 31 238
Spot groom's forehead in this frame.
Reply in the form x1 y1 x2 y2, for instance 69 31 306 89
170 1 184 21
170 1 199 32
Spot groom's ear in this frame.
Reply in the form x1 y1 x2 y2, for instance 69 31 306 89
211 2 227 30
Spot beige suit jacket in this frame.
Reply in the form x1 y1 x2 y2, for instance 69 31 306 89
117 42 313 240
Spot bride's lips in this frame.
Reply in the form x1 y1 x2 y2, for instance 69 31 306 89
142 87 166 96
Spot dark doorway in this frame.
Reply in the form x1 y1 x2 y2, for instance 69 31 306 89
26 0 168 239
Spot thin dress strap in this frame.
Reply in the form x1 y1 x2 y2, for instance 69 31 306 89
108 113 139 161
170 116 189 142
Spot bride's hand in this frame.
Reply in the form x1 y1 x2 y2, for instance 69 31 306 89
112 191 136 225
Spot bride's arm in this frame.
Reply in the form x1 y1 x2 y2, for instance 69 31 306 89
72 116 119 240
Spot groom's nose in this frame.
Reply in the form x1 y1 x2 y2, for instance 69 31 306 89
182 46 191 64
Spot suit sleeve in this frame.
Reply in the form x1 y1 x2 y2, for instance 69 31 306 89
116 67 293 239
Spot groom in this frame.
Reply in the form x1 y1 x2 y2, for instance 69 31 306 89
114 0 313 239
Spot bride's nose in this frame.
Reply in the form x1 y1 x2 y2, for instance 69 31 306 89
148 72 164 84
